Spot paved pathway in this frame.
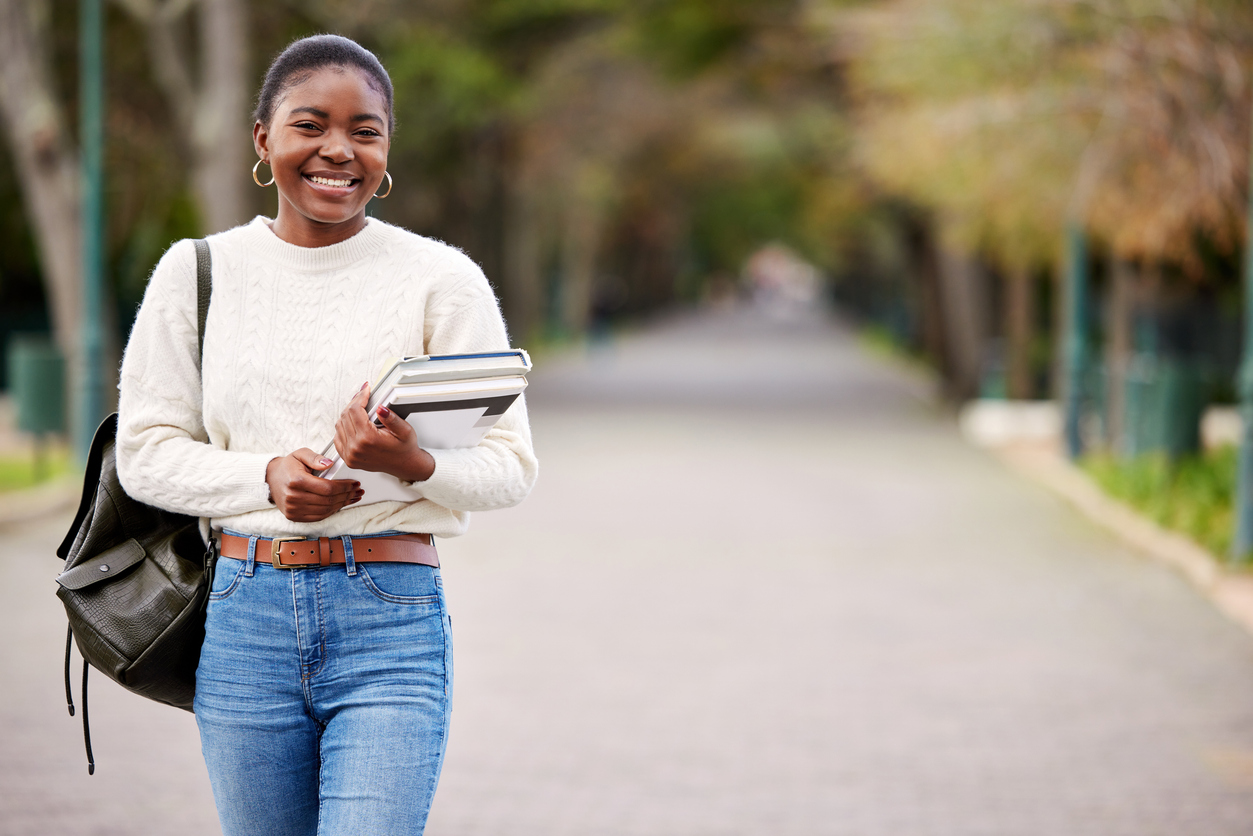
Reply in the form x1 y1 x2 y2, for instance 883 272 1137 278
4 305 1253 835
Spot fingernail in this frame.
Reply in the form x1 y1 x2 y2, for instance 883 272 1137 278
361 381 368 390
319 458 334 467
378 406 390 418
353 481 361 489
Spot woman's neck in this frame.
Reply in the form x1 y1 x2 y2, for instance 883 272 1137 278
269 205 368 248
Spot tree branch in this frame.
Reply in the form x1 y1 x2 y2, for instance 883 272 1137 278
114 0 198 137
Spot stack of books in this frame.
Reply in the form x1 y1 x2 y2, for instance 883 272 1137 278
320 350 531 502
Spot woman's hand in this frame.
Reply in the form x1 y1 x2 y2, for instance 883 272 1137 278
333 384 436 483
266 449 363 522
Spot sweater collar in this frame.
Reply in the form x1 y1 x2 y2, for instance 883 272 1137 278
239 215 389 272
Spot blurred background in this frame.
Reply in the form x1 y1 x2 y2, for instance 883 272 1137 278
5 0 1253 530
7 1 1253 833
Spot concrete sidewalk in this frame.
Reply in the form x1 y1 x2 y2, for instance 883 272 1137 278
3 305 1253 835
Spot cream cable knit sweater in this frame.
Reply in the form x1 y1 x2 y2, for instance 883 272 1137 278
116 216 537 540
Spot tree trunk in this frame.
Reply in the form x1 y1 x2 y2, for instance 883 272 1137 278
558 170 605 337
907 218 949 378
192 0 249 233
123 0 249 233
1004 265 1035 399
0 0 82 362
936 246 988 400
501 177 544 343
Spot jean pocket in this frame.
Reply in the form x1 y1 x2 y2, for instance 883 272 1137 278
357 563 441 605
208 557 246 601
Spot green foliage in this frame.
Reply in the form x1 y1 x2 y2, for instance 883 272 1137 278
675 100 864 277
626 0 772 77
0 447 72 493
689 167 804 274
1083 447 1237 558
386 27 517 133
478 0 622 50
857 323 930 373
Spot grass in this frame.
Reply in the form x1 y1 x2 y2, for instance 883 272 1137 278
0 446 73 493
1082 446 1236 558
857 324 932 376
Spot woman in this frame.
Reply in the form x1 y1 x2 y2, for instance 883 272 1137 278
116 34 537 836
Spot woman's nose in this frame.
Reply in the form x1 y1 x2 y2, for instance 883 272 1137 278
320 133 354 163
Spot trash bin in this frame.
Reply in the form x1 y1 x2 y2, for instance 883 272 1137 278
7 335 66 435
1156 359 1204 458
1122 354 1203 458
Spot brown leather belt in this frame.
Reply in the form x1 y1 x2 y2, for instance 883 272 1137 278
216 532 438 570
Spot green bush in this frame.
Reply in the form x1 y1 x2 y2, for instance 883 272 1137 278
1082 447 1236 558
0 448 71 493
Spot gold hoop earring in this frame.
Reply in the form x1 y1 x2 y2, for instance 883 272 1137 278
373 171 392 199
252 159 274 187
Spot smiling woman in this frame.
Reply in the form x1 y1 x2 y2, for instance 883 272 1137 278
113 33 538 836
253 44 393 247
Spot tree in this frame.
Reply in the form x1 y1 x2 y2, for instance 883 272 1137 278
845 0 1253 271
831 0 1253 408
115 0 250 234
0 0 83 363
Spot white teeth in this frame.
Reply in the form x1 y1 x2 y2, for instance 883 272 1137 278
310 175 353 187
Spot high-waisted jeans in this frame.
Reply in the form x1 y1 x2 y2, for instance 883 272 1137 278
194 533 453 836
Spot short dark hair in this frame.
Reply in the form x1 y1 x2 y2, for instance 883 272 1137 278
253 34 395 135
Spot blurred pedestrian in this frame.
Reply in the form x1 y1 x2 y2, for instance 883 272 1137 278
115 34 537 836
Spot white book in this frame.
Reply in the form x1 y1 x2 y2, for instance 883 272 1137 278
318 350 531 504
370 350 531 395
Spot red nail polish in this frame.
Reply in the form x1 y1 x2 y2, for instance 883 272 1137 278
378 406 390 418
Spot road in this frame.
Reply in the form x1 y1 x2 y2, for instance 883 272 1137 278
4 304 1253 835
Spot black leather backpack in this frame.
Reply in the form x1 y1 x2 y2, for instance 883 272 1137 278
55 239 215 773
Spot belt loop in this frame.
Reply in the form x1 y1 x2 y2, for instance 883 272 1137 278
342 535 357 576
245 535 259 577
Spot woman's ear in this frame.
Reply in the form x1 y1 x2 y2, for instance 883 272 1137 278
253 120 270 160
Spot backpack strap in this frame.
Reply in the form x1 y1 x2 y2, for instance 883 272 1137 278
60 242 209 560
192 239 216 556
193 239 212 366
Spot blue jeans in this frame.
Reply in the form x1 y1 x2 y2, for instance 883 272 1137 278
194 533 453 836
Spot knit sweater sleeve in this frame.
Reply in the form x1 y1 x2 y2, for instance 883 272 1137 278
416 256 539 512
115 240 274 517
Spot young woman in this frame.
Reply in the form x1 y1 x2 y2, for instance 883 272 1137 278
116 34 537 836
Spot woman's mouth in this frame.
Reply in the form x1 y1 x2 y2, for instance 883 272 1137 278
304 174 359 190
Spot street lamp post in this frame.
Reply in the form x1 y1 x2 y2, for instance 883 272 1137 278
76 0 105 462
1063 221 1089 460
1232 100 1253 561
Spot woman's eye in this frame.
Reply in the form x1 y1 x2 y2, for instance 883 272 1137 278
294 121 320 130
356 128 381 137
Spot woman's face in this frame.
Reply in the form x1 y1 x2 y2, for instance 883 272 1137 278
253 66 390 247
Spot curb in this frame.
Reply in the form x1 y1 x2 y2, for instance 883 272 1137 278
991 443 1253 638
0 475 80 529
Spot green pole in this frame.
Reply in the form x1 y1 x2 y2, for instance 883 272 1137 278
1232 97 1253 561
1063 221 1089 460
76 0 105 463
